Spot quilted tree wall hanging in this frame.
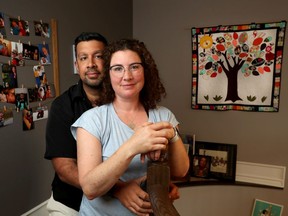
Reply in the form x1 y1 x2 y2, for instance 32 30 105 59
191 21 286 111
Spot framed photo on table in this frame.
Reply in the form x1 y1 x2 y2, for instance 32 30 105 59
251 199 283 216
191 155 211 178
180 133 195 178
194 141 237 181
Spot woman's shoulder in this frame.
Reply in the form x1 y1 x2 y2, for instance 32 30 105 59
152 105 172 113
73 104 112 128
149 105 178 125
148 105 174 118
83 103 111 116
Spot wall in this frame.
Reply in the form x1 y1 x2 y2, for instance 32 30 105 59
0 1 132 215
133 0 288 215
1 1 287 215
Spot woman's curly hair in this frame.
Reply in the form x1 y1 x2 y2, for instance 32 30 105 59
101 38 166 110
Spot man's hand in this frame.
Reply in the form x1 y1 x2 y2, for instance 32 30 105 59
113 178 153 216
169 182 180 202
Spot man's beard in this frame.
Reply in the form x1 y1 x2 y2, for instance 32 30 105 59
82 67 104 88
83 76 104 89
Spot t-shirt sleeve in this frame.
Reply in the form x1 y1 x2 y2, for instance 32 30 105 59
151 106 179 127
71 108 102 141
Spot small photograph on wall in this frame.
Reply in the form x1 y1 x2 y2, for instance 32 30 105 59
0 12 6 38
32 104 48 121
0 85 7 102
0 38 12 57
3 88 15 104
0 107 13 127
191 21 286 112
23 43 39 61
2 63 18 89
251 199 283 216
28 86 38 103
38 43 51 65
33 64 46 88
34 21 50 38
45 83 55 99
15 88 29 111
9 17 29 36
22 108 34 131
11 41 24 66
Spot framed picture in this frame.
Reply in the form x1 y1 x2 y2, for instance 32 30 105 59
180 133 194 154
180 133 195 177
251 199 283 216
72 45 77 74
191 155 211 178
191 21 286 112
194 141 237 181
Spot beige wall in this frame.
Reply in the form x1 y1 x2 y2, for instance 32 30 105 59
133 0 288 215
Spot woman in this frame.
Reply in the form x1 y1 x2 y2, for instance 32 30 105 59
71 39 189 215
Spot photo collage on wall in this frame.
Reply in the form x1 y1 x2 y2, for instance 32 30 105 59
0 11 54 130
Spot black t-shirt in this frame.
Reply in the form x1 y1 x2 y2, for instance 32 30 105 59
45 80 92 211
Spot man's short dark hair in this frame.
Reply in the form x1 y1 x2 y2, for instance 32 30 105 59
74 32 108 56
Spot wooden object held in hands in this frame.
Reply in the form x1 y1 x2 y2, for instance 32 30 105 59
147 157 180 216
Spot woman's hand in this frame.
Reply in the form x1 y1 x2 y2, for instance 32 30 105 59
128 122 172 160
137 123 176 162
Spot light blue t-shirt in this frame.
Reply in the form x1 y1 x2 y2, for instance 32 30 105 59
71 103 178 216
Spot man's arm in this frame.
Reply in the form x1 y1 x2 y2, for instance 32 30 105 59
51 157 81 189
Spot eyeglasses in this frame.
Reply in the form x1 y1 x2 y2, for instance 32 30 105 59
109 62 143 77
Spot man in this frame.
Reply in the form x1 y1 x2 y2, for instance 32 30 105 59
45 32 108 215
45 32 179 216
